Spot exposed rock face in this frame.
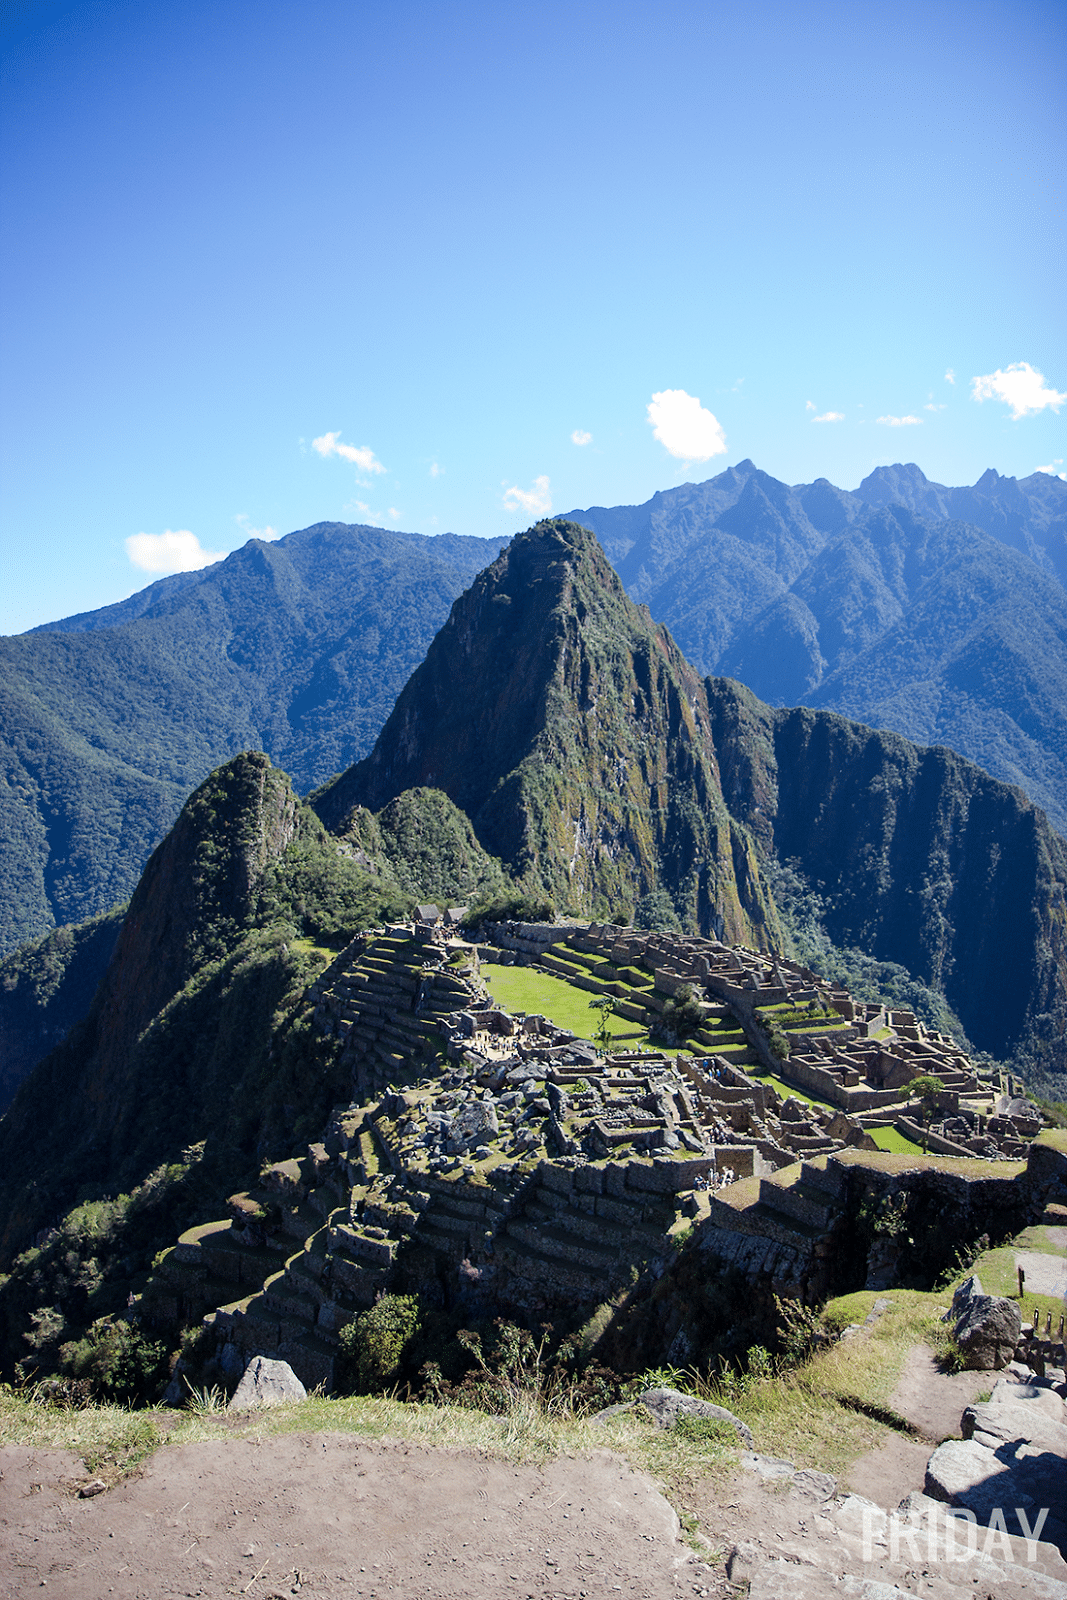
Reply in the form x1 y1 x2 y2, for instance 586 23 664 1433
316 519 778 944
448 1099 499 1146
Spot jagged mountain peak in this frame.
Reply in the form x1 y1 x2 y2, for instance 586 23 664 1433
315 518 776 943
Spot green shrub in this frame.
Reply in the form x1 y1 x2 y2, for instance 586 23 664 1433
57 1316 169 1406
339 1294 421 1392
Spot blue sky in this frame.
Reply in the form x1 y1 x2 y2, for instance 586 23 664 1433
1 0 1064 633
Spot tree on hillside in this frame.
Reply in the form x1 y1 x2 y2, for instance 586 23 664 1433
588 994 616 1048
910 1074 944 1152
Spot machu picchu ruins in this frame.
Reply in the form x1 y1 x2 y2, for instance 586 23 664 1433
143 917 1067 1394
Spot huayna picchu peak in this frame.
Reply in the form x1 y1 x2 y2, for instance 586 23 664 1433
315 518 779 948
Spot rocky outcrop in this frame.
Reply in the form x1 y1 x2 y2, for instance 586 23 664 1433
925 1376 1067 1552
228 1355 307 1411
950 1277 1023 1370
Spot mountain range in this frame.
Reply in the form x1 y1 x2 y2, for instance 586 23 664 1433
4 461 1065 973
0 524 506 955
318 519 1067 1071
564 461 1067 834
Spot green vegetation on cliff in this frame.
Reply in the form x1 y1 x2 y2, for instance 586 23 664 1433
706 677 1067 1072
330 787 510 907
0 753 411 1269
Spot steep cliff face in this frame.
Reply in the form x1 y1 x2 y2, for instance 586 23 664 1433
706 678 1067 1062
0 753 317 1262
315 520 778 943
82 751 301 1107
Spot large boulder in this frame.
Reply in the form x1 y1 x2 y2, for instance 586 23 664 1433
449 1099 499 1145
228 1355 307 1411
634 1387 755 1447
953 1291 1021 1370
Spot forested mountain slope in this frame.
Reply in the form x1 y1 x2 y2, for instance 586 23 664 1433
0 523 506 955
315 519 778 946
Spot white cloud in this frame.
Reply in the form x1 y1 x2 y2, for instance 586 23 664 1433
877 414 923 427
647 388 727 461
503 475 552 516
924 399 947 412
812 411 844 424
235 513 279 541
430 462 442 477
945 369 956 385
311 430 387 474
1036 459 1066 479
343 499 372 518
971 361 1066 419
125 529 225 574
571 429 592 446
805 400 816 412
388 507 401 519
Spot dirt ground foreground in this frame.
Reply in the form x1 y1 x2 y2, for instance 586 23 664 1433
0 1433 707 1600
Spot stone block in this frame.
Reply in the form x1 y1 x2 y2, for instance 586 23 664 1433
538 1162 574 1195
604 1162 629 1197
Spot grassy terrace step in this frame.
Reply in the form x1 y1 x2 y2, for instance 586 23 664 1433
265 1278 322 1320
747 1201 829 1242
757 1178 837 1229
412 1219 468 1254
175 1218 234 1257
234 1295 284 1344
419 1208 475 1236
280 1329 341 1371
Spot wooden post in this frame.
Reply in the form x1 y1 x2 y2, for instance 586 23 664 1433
1017 1264 1026 1298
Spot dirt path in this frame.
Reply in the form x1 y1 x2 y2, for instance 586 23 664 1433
1016 1248 1067 1299
0 1434 710 1600
840 1344 993 1511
